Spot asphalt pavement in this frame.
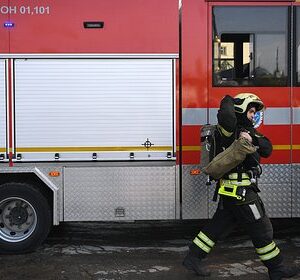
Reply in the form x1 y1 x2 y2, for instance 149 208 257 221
0 219 299 280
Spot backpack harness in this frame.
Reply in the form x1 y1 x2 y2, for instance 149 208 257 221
200 124 262 201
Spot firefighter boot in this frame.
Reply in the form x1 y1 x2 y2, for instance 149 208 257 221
182 251 211 276
268 265 299 280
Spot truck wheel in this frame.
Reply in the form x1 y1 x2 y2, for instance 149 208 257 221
0 182 52 254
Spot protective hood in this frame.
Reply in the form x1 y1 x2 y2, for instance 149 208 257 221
236 103 255 128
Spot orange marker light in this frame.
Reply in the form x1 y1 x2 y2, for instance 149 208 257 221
190 169 201 175
49 171 60 177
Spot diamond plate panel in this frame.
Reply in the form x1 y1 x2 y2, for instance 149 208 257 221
64 166 176 221
259 164 291 184
208 184 219 218
33 166 64 223
182 165 208 219
259 184 291 218
292 164 300 217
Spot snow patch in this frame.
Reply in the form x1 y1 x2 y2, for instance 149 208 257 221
43 244 187 255
218 262 267 277
94 266 170 276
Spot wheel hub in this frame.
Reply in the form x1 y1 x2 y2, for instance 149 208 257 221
9 206 29 226
0 198 37 242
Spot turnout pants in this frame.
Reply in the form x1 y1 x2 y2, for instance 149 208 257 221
190 190 283 269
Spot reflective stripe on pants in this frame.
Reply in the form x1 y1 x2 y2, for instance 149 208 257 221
193 231 215 254
256 241 280 261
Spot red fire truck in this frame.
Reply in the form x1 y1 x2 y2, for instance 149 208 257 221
0 0 299 253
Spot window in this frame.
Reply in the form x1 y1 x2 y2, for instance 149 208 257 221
220 46 227 56
213 7 289 87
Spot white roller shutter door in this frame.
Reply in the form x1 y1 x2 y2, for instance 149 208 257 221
15 59 175 161
0 60 5 154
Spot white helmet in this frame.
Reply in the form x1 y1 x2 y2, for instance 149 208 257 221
233 93 265 113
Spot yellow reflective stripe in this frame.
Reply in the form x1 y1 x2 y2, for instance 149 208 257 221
272 145 300 151
0 148 5 152
15 144 300 154
16 146 172 152
228 173 250 180
229 179 251 186
272 145 300 150
256 241 276 254
273 145 290 150
193 238 211 253
180 146 201 152
217 124 233 137
198 231 215 247
259 248 280 261
221 179 251 187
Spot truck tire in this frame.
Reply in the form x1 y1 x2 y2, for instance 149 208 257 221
0 182 52 254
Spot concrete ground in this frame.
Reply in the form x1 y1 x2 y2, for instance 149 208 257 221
0 219 299 280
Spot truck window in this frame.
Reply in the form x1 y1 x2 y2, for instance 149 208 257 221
213 7 288 87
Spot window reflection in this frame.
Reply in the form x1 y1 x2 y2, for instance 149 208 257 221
213 7 288 87
254 34 287 86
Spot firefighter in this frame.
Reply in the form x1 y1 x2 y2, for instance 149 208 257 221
183 93 299 280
